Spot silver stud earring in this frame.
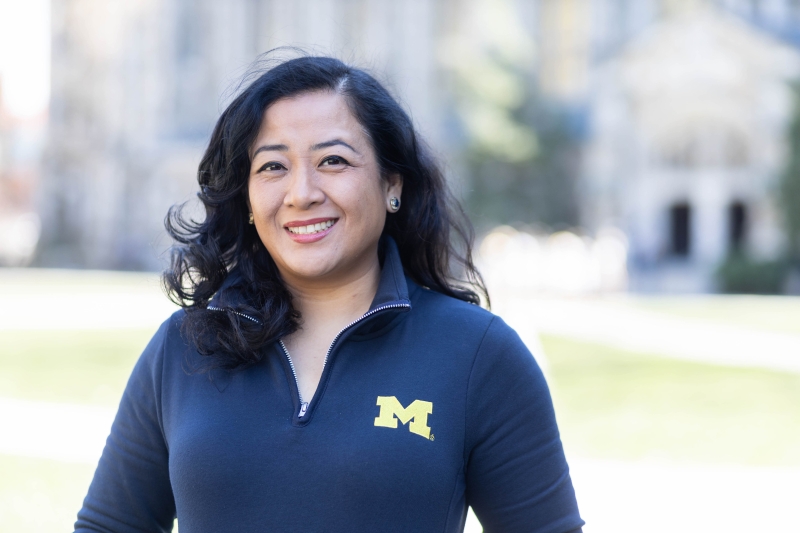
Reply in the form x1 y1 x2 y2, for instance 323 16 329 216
248 213 254 224
389 197 401 211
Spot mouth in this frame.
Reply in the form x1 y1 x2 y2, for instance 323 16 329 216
284 217 338 244
284 218 338 236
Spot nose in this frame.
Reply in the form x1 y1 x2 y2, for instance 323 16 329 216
283 161 325 209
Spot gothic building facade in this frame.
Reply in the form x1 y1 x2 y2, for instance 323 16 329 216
582 1 800 290
41 0 450 268
39 0 800 293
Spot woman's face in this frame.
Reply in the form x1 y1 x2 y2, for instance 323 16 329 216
248 90 402 287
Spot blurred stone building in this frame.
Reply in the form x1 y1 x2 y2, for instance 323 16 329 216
40 0 448 269
532 0 800 291
35 0 800 292
584 4 800 291
0 0 48 266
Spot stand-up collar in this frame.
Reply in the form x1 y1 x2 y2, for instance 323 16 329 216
370 236 410 310
211 236 412 315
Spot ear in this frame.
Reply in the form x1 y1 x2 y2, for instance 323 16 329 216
385 173 403 201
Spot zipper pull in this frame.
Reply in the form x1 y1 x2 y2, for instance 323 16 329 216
298 402 309 418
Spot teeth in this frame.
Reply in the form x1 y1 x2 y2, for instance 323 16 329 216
288 220 335 235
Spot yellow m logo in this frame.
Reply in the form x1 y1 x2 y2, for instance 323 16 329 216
374 396 433 439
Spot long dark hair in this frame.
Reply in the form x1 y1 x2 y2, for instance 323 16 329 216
164 54 487 370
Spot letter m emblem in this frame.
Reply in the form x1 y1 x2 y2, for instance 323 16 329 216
374 396 433 439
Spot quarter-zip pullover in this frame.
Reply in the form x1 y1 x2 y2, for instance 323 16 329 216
75 239 583 533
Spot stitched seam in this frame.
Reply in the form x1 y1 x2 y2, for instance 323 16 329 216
442 471 465 533
463 316 496 470
390 255 402 299
157 314 177 454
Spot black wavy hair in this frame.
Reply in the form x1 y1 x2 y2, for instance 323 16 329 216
164 53 488 370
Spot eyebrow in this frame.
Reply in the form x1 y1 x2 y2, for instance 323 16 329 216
252 144 288 158
251 139 360 158
310 139 360 154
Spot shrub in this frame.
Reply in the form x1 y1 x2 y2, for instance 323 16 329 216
715 254 789 294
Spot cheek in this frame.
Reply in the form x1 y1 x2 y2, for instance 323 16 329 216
357 192 389 242
340 177 387 226
249 182 279 217
248 184 286 245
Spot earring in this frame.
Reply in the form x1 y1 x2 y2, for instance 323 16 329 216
389 197 401 212
248 213 254 225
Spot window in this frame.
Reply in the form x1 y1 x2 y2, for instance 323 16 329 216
729 201 747 252
670 203 691 257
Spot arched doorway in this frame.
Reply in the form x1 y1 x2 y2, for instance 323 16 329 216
728 201 747 253
669 203 691 257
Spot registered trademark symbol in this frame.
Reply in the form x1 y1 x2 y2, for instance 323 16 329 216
429 434 435 441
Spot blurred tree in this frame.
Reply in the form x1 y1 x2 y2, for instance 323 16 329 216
441 0 580 230
781 82 800 266
462 99 581 230
715 254 789 294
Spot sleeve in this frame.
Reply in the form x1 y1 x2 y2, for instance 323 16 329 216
464 317 584 533
74 318 177 533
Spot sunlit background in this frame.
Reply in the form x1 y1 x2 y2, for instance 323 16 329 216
1 0 800 531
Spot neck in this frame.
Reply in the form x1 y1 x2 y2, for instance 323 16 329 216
283 254 382 328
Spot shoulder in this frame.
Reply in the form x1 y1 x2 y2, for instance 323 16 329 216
410 284 522 349
151 308 189 356
132 308 193 376
410 283 495 329
126 308 222 400
410 284 542 379
408 284 537 379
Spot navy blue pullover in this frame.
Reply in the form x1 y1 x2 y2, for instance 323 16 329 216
76 240 583 532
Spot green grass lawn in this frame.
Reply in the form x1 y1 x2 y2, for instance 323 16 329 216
0 329 154 532
0 329 152 405
543 334 800 466
0 327 167 532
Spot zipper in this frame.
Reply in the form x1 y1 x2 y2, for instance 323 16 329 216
278 339 309 417
207 305 259 324
280 302 410 418
209 301 411 419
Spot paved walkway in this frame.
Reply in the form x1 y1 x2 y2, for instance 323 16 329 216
497 296 800 374
0 397 114 464
0 290 177 332
566 457 800 533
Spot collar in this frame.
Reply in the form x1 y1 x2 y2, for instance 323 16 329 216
210 235 412 321
342 236 413 338
370 235 411 310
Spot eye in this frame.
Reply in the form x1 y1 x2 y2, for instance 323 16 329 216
320 155 349 167
257 161 286 173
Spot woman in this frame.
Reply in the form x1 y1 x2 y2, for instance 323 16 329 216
76 56 583 533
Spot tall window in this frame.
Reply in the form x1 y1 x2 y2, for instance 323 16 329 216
791 0 800 24
750 0 761 18
729 201 747 252
173 0 215 139
670 203 691 257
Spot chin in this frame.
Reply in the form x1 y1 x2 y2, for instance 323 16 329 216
279 257 340 281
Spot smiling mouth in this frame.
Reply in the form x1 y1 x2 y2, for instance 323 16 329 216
285 219 337 235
